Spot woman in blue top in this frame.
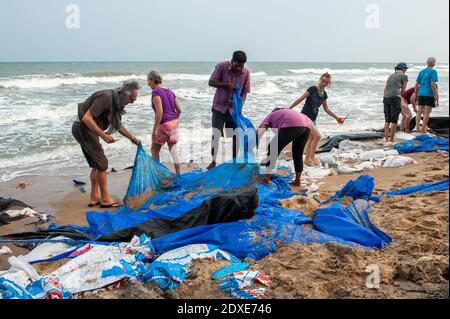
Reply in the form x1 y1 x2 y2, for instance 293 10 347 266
415 57 440 133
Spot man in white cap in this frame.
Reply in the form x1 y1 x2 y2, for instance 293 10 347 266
415 57 440 133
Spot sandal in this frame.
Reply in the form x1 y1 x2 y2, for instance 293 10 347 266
100 202 122 209
88 201 101 208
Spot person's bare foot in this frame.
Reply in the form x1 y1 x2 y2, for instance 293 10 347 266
289 181 301 187
206 161 216 171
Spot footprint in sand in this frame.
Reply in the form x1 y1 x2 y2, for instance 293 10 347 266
404 173 417 178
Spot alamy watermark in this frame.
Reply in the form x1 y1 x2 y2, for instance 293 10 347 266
366 264 381 289
365 4 381 29
66 4 80 29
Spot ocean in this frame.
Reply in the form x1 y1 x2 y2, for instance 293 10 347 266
0 62 448 182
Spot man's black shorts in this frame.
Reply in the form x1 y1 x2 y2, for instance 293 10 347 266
72 121 108 171
212 108 237 138
383 96 402 124
418 96 436 108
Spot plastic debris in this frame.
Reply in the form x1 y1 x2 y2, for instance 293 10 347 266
219 271 271 299
3 208 48 223
0 246 13 255
143 244 241 290
72 179 86 186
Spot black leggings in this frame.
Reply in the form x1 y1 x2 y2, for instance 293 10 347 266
262 127 311 173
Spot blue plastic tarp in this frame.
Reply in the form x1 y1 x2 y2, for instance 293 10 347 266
324 175 381 204
313 199 391 249
394 134 449 154
384 179 449 196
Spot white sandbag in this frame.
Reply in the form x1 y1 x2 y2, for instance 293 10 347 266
359 149 386 161
3 208 48 222
383 156 417 168
337 166 363 174
0 246 13 255
385 149 400 156
395 132 417 140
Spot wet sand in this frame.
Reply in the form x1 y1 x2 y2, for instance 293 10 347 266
0 150 448 299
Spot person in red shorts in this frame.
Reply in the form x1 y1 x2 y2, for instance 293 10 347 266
400 87 418 133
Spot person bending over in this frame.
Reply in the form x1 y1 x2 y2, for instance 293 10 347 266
72 80 141 208
256 108 312 187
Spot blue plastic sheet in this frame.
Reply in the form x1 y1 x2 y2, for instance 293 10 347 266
231 84 257 163
313 199 391 249
394 134 449 154
324 175 381 204
384 179 449 196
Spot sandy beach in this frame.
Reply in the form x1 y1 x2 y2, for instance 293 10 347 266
1 143 448 299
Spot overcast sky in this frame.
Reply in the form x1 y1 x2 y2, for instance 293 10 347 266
0 0 448 63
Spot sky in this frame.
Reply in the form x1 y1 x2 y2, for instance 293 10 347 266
0 0 448 63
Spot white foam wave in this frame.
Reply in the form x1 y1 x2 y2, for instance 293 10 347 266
0 74 147 89
163 74 210 82
252 71 267 77
252 81 283 95
286 67 392 75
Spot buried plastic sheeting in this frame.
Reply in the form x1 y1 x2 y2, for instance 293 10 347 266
384 180 449 196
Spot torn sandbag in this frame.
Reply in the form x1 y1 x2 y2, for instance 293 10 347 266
317 131 385 153
98 184 259 242
384 179 449 196
1 208 48 224
50 241 148 294
219 270 271 300
394 134 449 154
0 198 35 226
0 246 13 255
313 199 391 249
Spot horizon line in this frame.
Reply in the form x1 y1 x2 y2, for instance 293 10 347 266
1 60 448 64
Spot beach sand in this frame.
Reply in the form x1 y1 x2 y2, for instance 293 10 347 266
0 149 448 299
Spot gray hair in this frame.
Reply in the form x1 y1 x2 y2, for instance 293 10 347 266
147 70 162 84
427 57 437 66
121 79 141 93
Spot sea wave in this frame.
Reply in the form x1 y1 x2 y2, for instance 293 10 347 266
286 67 393 75
252 81 283 95
0 74 147 89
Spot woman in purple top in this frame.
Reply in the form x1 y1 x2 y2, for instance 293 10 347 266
256 108 312 187
147 70 182 174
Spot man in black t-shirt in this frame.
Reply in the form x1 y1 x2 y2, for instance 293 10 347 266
290 73 344 166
